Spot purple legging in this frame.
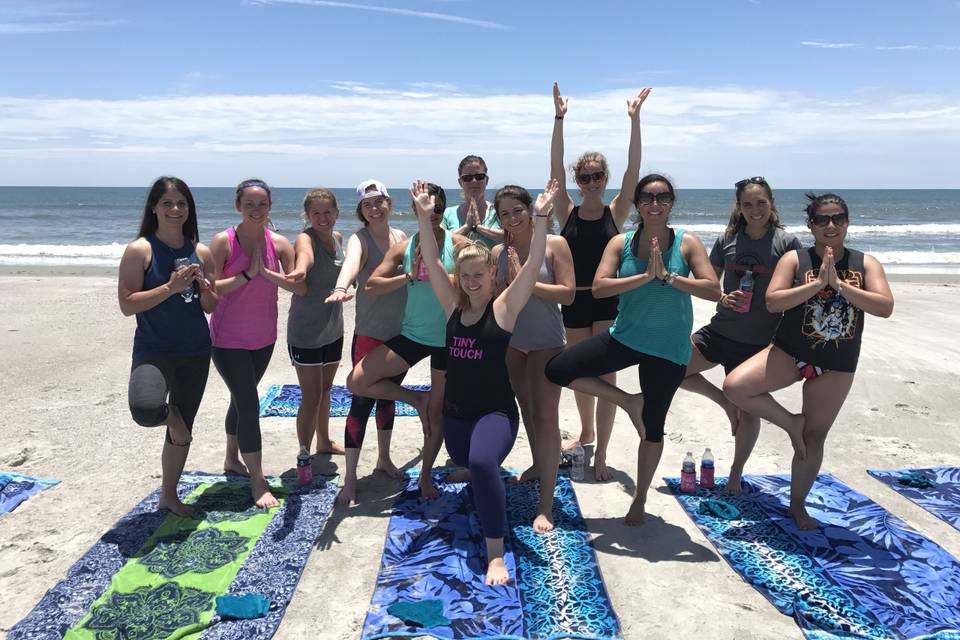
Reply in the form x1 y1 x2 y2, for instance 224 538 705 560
443 412 519 539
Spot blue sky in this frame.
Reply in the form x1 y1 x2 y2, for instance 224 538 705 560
1 0 959 188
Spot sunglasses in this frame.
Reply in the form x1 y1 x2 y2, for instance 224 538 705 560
576 171 606 184
810 212 849 228
460 173 487 183
636 191 675 206
735 176 767 190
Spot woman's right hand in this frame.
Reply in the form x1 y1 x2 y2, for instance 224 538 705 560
167 263 199 293
324 289 354 304
817 247 834 289
553 82 568 119
409 180 436 220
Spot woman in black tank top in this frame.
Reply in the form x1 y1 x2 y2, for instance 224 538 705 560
410 178 558 587
723 193 894 531
550 81 651 481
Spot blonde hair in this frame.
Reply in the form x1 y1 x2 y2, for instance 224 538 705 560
453 241 495 310
301 188 339 227
569 151 609 182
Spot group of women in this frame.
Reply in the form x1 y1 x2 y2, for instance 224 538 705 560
118 84 894 584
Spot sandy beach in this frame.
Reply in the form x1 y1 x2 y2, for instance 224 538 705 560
1 270 959 640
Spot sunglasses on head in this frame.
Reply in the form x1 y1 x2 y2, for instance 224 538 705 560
735 176 767 190
576 171 606 184
636 191 675 206
810 212 849 228
460 172 487 183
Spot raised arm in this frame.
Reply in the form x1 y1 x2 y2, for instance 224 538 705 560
326 232 363 303
495 179 558 330
410 180 458 315
610 88 651 227
550 82 574 227
284 232 314 297
674 232 722 302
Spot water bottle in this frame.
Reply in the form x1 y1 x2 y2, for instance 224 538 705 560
296 451 312 486
570 443 585 481
700 448 715 489
680 451 697 493
416 253 429 281
735 269 754 313
174 257 197 302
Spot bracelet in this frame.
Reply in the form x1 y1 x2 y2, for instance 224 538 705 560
405 272 414 284
241 271 251 281
555 116 564 120
535 214 550 218
333 286 347 293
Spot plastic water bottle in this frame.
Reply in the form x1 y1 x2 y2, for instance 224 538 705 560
174 257 196 302
570 443 585 481
296 451 312 486
735 269 754 313
700 448 715 489
680 451 697 493
416 254 429 281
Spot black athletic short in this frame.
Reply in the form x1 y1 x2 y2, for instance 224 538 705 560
692 325 766 374
288 337 344 367
384 334 447 371
561 289 619 329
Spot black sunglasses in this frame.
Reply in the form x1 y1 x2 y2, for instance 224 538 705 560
735 176 767 190
810 212 849 228
460 172 487 183
576 171 605 184
636 192 675 206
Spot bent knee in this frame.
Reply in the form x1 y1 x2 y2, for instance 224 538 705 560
544 355 572 387
130 402 168 427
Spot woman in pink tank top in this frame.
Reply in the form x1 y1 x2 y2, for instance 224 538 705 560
209 178 297 509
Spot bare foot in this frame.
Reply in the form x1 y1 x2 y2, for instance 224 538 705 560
485 557 510 585
594 452 613 482
624 497 646 526
533 513 554 533
158 493 195 518
624 393 646 439
444 468 471 483
223 458 250 477
251 477 279 509
419 477 439 500
790 505 819 530
315 439 346 455
726 471 743 496
336 479 358 506
784 414 807 460
516 465 538 483
374 458 404 479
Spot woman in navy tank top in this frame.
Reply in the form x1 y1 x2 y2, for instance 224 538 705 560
118 177 219 518
411 177 559 586
724 193 894 530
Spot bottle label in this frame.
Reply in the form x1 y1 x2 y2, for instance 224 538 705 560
680 470 697 493
700 465 715 489
735 290 753 313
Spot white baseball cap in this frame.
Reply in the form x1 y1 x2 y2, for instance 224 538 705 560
356 179 390 203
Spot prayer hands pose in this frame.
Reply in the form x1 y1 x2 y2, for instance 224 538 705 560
818 246 838 290
644 237 667 281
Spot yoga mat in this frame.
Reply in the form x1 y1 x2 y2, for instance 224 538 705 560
665 473 960 639
0 471 60 514
361 469 621 640
258 383 430 418
869 467 960 532
10 471 337 640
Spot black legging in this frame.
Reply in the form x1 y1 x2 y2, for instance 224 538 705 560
545 332 685 443
128 352 211 444
212 344 274 454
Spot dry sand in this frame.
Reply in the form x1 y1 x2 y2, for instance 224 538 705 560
1 270 959 639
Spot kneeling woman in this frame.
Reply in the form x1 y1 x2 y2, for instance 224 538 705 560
545 174 721 525
412 178 558 585
723 193 894 530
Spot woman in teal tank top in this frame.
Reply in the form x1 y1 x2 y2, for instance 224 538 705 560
347 183 467 500
546 174 721 526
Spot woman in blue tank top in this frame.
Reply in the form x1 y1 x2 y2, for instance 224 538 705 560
551 82 652 482
118 177 219 518
724 193 894 530
412 177 559 586
546 174 721 526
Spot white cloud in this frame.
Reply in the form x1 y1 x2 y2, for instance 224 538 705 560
875 44 928 51
0 84 958 187
247 0 509 30
0 1 120 33
801 41 859 49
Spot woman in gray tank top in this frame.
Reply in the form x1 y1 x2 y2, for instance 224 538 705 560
492 185 574 534
287 189 348 469
326 179 408 506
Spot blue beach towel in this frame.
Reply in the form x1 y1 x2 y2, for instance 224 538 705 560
869 466 960 532
9 471 337 640
665 473 960 639
361 469 622 640
0 471 60 514
258 383 430 418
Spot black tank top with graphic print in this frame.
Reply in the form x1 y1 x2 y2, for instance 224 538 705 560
774 246 866 372
443 301 519 420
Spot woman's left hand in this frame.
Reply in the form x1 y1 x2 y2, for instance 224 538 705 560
533 178 560 216
627 87 652 119
409 180 436 220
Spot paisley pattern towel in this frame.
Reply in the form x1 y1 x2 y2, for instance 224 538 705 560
361 469 622 640
665 473 960 639
9 471 337 640
258 383 430 418
869 467 960 532
0 471 59 514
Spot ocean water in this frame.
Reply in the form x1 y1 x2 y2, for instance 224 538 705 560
0 187 958 273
